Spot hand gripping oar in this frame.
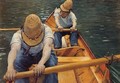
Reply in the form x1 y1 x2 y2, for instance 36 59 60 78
3 54 120 80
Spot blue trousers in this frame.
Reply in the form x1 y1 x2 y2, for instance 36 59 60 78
14 50 58 83
54 31 78 48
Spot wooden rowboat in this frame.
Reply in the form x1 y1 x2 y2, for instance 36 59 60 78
44 12 110 83
3 12 115 83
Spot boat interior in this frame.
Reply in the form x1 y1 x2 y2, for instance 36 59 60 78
37 12 110 83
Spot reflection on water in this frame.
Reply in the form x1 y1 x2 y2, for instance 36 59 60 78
1 0 120 83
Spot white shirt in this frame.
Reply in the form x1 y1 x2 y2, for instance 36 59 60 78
10 24 54 55
54 8 77 28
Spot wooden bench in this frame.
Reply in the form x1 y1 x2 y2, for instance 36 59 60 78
53 46 85 56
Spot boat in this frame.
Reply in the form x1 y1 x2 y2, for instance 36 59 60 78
44 12 111 83
3 12 114 83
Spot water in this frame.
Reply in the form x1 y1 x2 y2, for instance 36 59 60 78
0 0 120 83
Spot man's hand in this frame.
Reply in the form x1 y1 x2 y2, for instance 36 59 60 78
33 64 45 77
4 67 16 81
58 26 63 32
70 27 76 32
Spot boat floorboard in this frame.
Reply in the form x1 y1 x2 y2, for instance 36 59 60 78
58 70 77 83
58 67 98 83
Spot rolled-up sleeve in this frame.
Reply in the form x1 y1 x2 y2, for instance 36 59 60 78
43 25 54 45
71 12 77 21
10 30 21 45
54 8 60 17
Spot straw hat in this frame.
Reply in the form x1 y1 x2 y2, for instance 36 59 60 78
22 14 44 46
60 0 73 12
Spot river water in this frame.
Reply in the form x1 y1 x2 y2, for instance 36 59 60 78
0 0 120 83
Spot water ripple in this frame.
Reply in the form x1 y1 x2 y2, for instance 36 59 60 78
0 58 2 60
0 53 6 56
0 48 5 50
102 39 110 42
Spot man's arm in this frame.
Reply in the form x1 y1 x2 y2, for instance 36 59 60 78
5 43 21 81
70 18 77 32
38 37 53 65
54 8 63 29
33 38 53 76
72 18 77 28
7 43 21 69
70 12 77 29
55 16 64 32
55 16 63 28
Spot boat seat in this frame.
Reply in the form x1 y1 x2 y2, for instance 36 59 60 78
53 46 84 51
58 56 90 63
53 46 85 56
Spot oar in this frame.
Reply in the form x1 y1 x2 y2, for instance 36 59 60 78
0 28 77 32
3 54 120 80
52 28 77 32
0 28 20 31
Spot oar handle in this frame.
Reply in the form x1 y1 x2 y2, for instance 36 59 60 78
52 28 77 32
0 28 19 31
3 54 120 80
